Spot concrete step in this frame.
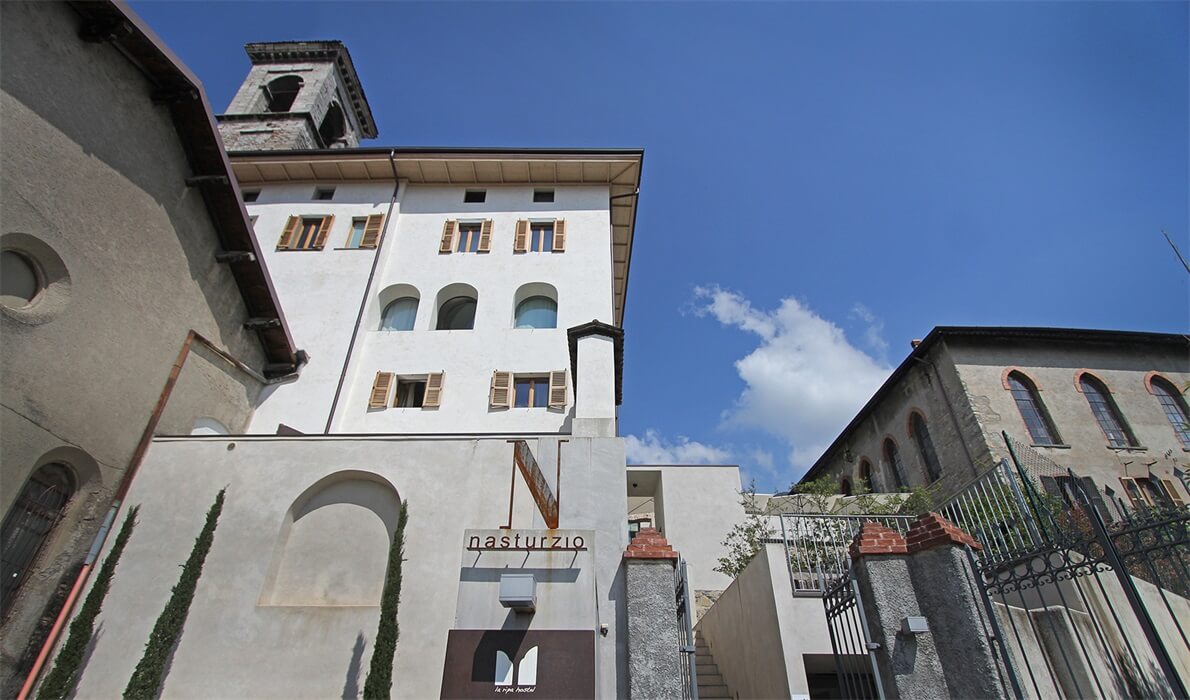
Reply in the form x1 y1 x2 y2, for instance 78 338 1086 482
698 683 731 698
696 664 719 676
698 673 724 685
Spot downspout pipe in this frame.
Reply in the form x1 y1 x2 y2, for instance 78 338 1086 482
324 149 401 434
17 330 272 698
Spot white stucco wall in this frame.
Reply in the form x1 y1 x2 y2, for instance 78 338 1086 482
69 434 630 699
245 182 391 434
336 184 615 434
628 465 744 593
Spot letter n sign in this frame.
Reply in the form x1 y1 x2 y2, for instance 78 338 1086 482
512 440 559 528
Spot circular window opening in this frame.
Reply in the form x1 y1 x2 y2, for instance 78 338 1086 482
1 250 41 308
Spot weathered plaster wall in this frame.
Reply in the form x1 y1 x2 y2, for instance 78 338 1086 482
68 434 630 699
948 337 1190 494
0 3 267 686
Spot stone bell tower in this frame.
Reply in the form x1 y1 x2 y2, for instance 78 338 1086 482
216 40 378 152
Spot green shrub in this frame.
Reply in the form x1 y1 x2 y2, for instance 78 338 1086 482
38 506 140 700
124 490 224 700
363 500 409 700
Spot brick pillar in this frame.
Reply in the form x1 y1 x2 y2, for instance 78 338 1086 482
904 514 1012 700
850 515 1013 700
623 528 682 700
850 523 948 699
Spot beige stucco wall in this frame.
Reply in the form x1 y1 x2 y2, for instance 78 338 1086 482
67 434 630 699
0 2 268 687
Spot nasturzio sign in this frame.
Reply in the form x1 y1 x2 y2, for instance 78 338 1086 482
467 532 587 552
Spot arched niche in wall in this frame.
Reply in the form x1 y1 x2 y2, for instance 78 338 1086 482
512 282 558 329
374 283 420 331
432 282 479 331
260 470 400 606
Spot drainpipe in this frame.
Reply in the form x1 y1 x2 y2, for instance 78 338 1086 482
324 149 402 434
16 330 286 699
912 352 979 479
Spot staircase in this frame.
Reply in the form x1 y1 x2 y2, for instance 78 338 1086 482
694 630 732 699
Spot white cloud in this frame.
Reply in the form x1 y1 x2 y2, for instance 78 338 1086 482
850 303 889 357
693 286 893 471
625 429 732 464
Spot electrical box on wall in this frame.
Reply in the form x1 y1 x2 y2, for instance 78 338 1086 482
499 573 536 613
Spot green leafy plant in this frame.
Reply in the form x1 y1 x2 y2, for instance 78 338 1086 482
363 499 409 700
714 482 776 578
124 490 225 700
38 506 140 700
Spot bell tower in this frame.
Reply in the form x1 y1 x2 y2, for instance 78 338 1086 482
217 41 378 152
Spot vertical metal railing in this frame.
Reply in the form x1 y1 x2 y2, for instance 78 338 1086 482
675 557 699 700
822 561 883 699
778 514 914 593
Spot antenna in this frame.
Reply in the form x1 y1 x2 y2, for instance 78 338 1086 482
1162 230 1190 275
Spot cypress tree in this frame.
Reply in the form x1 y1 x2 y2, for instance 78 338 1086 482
124 490 225 700
363 500 409 700
38 506 140 700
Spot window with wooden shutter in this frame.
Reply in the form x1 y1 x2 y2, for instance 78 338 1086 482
1119 477 1151 508
513 220 528 253
490 371 513 408
552 219 566 252
440 220 457 253
360 214 384 248
277 216 300 249
369 372 394 409
1159 479 1186 508
312 215 334 249
548 370 567 409
423 372 444 408
478 219 493 252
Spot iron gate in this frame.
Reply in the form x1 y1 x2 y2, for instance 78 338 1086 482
675 557 699 700
954 435 1190 699
822 562 884 699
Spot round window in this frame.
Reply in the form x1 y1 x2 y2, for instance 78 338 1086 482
0 250 42 308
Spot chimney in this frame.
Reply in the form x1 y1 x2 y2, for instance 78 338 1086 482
567 321 623 438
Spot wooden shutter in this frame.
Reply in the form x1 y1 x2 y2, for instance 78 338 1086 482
313 215 334 249
1160 479 1186 508
478 219 493 253
277 216 299 249
369 372 393 409
490 371 513 408
361 214 384 249
513 220 528 253
423 372 444 409
1119 477 1150 508
1080 477 1114 524
440 220 457 253
548 370 567 409
552 219 566 252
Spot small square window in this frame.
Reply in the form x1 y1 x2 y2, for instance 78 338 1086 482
464 190 486 203
533 189 554 203
313 187 335 201
242 190 260 202
394 379 427 408
514 377 549 408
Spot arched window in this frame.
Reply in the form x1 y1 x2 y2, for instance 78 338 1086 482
1151 376 1190 449
1079 374 1136 448
882 439 908 491
1 463 75 614
437 297 476 330
514 296 557 329
910 413 942 483
381 297 418 331
1007 372 1061 445
264 76 303 112
840 478 853 497
318 101 346 147
858 460 873 491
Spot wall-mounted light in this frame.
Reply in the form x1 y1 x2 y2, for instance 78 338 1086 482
499 574 536 613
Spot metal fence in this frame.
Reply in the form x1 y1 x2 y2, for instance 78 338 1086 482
776 514 915 593
675 557 699 700
822 565 883 699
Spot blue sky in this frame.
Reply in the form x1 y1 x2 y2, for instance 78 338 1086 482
133 1 1189 491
